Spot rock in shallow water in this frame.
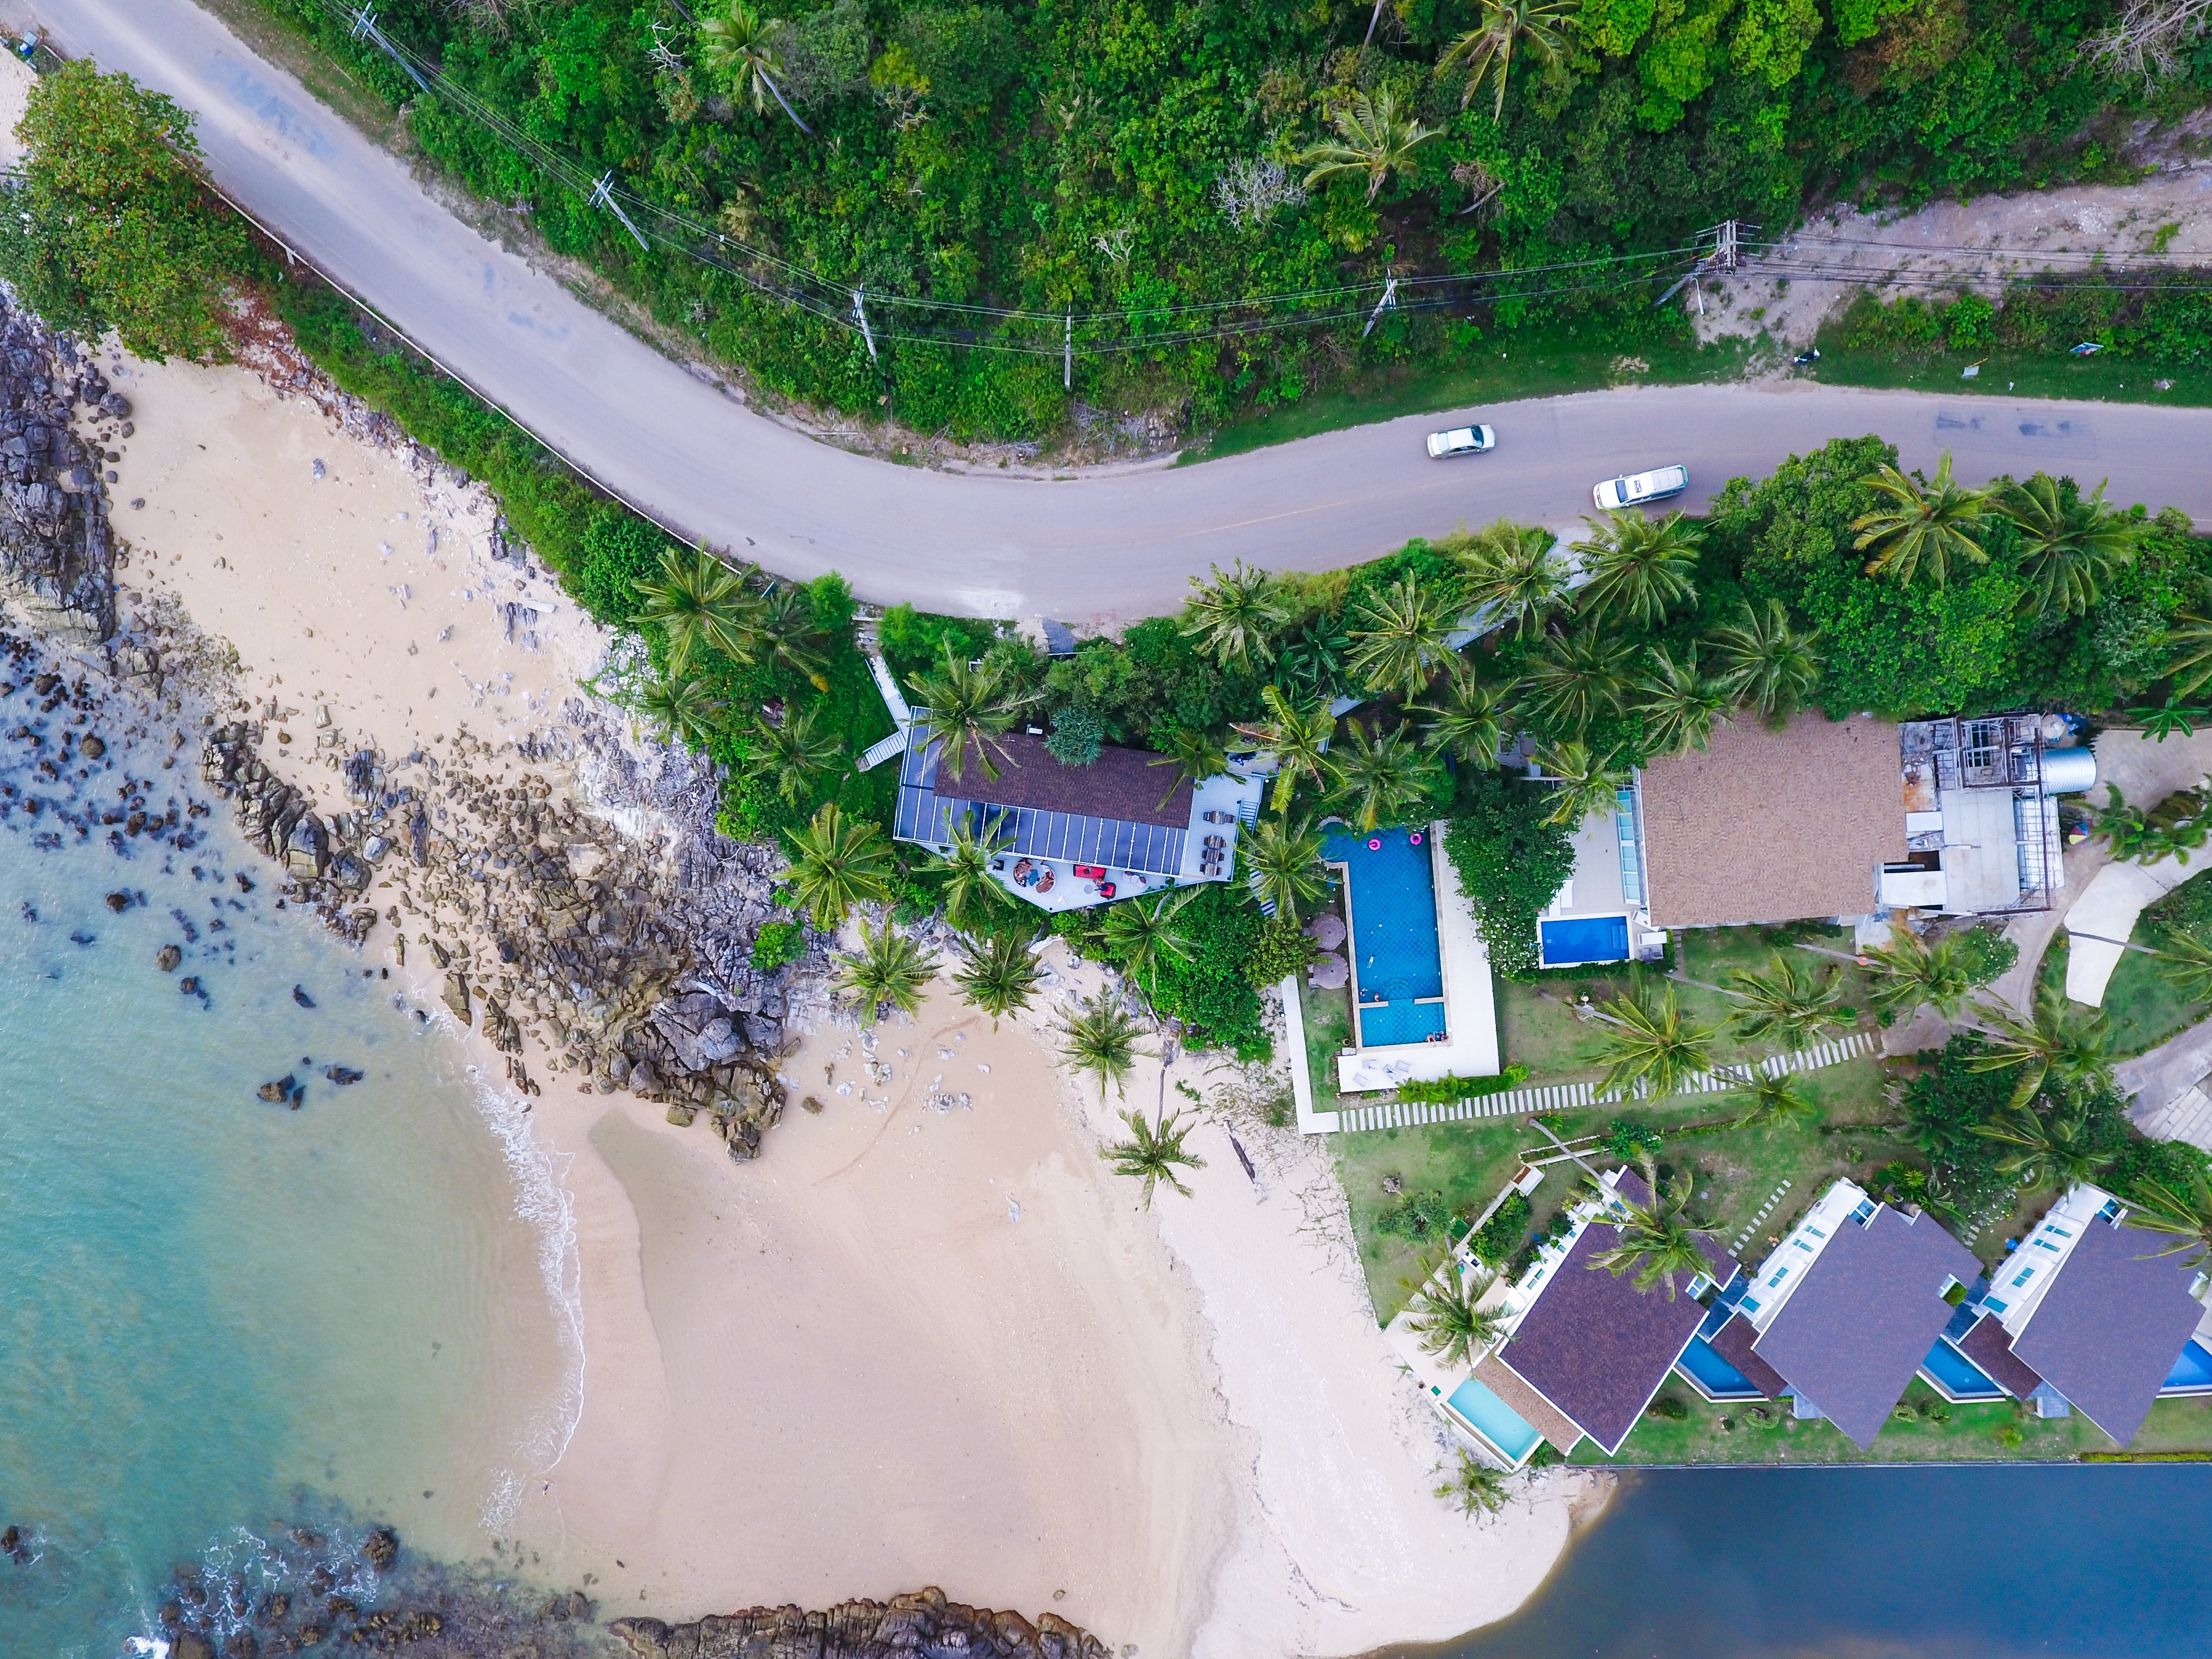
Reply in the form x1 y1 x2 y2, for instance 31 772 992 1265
154 944 181 972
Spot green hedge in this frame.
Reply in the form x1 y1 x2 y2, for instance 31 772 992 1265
1397 1064 1530 1104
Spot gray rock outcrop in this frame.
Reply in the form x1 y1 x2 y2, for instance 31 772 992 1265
611 1589 1111 1659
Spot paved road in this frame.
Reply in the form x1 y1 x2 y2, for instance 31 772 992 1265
30 0 2212 620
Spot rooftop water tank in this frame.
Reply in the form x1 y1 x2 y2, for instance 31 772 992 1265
2042 747 2097 794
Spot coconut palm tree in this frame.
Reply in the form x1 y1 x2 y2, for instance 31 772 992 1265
1102 1105 1206 1206
1961 984 2116 1110
1860 930 1980 1021
2000 472 2141 617
2122 1170 2212 1268
780 801 895 931
1241 812 1331 918
1413 665 1512 769
1973 1099 2115 1190
1103 886 1199 1001
1436 0 1579 117
910 639 1034 785
1521 625 1636 738
834 916 939 1026
1272 617 1353 705
1584 1152 1714 1298
1634 644 1731 758
932 818 1011 932
1703 599 1823 726
2156 928 2212 1004
1853 453 1995 586
953 930 1044 1027
1295 89 1442 203
697 0 813 132
1453 519 1569 639
759 584 831 690
1572 510 1702 630
736 704 844 807
1725 952 1849 1052
1590 987 1718 1100
1533 739 1629 830
1327 718 1443 832
1347 575 1463 699
1731 1071 1820 1132
1057 990 1151 1099
1148 725 1230 810
1436 1449 1513 1519
1406 1264 1506 1368
633 544 766 676
636 671 725 750
1232 685 1338 815
1181 561 1289 674
2166 613 2212 700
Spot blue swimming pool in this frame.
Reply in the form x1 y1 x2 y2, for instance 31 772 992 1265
2162 1338 2212 1392
1674 1335 1765 1400
1446 1375 1543 1463
1324 825 1447 1048
1541 914 1630 967
1920 1337 2005 1400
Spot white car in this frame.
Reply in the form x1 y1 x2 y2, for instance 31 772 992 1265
1426 424 1495 458
1593 464 1689 510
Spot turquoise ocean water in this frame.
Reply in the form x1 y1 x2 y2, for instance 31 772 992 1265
0 767 573 1652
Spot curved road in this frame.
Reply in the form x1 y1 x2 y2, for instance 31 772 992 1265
30 0 2212 619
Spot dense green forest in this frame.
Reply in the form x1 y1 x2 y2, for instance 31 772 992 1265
240 0 2204 441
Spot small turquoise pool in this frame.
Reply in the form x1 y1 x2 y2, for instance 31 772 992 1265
2162 1338 2212 1392
1446 1375 1543 1463
1921 1338 2005 1401
1324 825 1447 1049
1541 914 1629 967
1675 1335 1764 1400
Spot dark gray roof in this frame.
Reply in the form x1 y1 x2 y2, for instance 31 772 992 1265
2010 1211 2205 1445
1498 1178 1736 1455
1955 1314 2043 1400
894 732 1193 877
1706 1312 1787 1399
1751 1204 1982 1449
930 732 1192 828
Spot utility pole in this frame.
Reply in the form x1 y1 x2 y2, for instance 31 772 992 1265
347 7 429 93
1361 274 1400 340
1063 313 1072 391
587 173 649 253
852 288 878 365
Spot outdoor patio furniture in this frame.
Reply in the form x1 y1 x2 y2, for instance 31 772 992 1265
1204 834 1227 848
1098 881 1116 899
1012 858 1034 883
1203 809 1234 823
1035 868 1056 893
1306 912 1347 950
1308 953 1349 990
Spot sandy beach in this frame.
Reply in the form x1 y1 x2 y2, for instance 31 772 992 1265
56 272 1598 1654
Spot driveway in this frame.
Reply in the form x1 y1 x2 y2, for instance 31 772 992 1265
29 0 2212 619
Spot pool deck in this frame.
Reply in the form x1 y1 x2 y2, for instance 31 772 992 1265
1335 820 1500 1094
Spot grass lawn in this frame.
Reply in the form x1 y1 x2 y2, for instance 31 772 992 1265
2043 933 2205 1058
1802 337 2212 412
1578 1376 2212 1465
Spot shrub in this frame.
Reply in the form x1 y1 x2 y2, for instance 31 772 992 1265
1944 292 1997 352
1949 925 2018 989
1604 1118 1663 1160
1375 1189 1458 1240
1045 704 1104 766
1397 1065 1531 1104
1646 1393 1691 1421
750 920 806 972
1472 1191 1531 1266
1444 770 1575 978
877 603 1000 691
1243 915 1316 985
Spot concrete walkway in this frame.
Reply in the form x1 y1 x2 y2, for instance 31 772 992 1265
2117 1016 2212 1136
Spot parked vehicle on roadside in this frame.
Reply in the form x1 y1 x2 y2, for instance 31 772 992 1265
1426 424 1496 459
1593 464 1689 510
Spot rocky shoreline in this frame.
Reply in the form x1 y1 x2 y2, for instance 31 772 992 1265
610 1592 1111 1659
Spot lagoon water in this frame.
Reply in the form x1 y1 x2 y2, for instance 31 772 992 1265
0 792 572 1652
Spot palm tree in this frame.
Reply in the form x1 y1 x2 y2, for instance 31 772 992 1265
1522 626 1636 738
1295 90 1441 203
1704 599 1822 726
1057 990 1150 1099
1961 984 2115 1110
697 0 813 132
834 916 939 1026
1860 931 1980 1021
2166 613 2212 700
633 544 766 676
1241 813 1331 918
1347 575 1462 699
1406 1264 1506 1367
1853 453 1995 586
1725 953 1849 1052
1272 618 1353 704
1572 510 1702 630
2000 473 2140 617
2155 928 2212 1004
759 584 831 690
1453 519 1569 638
2121 1170 2212 1268
1102 1106 1206 1206
932 818 1011 932
1148 725 1230 810
1327 718 1442 832
1435 1449 1513 1519
736 704 843 807
953 930 1044 1027
636 671 724 750
1102 887 1198 1000
780 801 895 931
1436 0 1578 117
1634 645 1731 758
1584 1152 1715 1298
1589 988 1718 1100
1532 739 1629 829
1414 665 1511 769
1232 685 1338 815
1972 1100 2115 1190
1731 1071 1820 1132
1181 561 1288 673
910 639 1034 785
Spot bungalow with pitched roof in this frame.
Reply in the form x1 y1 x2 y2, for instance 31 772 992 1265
1932 1184 2209 1444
